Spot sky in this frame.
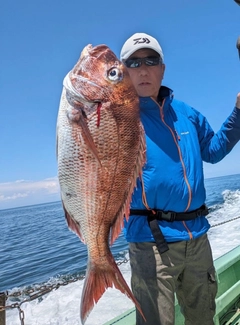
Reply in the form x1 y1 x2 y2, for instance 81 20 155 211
0 0 240 210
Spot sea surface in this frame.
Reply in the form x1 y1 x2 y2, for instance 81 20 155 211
1 174 240 325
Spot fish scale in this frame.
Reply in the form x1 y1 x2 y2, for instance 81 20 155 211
56 44 146 324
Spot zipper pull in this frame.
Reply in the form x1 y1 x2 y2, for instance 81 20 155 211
175 129 180 141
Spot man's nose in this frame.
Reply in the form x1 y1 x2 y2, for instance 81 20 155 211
138 67 148 76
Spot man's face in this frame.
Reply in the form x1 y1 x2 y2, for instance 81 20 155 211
124 49 165 100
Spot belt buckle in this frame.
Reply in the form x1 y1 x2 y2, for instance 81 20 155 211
161 211 176 221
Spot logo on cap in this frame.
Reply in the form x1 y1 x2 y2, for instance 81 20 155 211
133 38 150 45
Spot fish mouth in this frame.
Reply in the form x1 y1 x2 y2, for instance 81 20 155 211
63 72 102 104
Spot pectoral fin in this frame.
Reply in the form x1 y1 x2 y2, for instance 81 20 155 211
77 110 102 166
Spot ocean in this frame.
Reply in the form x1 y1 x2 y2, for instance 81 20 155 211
1 174 240 325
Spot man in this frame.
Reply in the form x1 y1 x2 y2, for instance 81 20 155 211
120 32 240 325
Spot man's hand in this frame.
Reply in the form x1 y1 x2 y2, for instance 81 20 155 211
236 93 240 109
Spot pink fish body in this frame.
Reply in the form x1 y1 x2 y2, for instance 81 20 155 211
57 44 146 324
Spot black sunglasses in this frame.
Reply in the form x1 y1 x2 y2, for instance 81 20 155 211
123 56 162 68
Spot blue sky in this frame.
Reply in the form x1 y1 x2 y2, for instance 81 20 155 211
1 0 240 210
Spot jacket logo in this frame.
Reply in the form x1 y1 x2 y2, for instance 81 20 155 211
133 38 150 45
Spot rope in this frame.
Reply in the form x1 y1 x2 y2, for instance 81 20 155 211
211 215 240 227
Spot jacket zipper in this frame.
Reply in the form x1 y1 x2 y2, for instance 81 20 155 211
157 98 193 239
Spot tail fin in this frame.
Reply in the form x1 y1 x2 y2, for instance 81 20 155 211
80 253 145 324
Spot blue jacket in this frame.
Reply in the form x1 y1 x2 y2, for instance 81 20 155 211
124 86 240 243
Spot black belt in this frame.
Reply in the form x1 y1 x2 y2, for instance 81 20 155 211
130 205 209 221
130 205 209 255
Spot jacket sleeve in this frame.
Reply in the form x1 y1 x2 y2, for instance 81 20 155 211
193 106 240 163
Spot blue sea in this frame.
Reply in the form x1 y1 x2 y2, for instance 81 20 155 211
0 202 128 292
1 174 240 325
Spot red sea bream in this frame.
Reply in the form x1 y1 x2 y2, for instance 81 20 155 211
56 44 146 324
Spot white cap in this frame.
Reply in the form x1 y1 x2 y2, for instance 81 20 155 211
120 32 164 62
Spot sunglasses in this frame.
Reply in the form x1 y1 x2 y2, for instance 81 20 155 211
123 56 162 68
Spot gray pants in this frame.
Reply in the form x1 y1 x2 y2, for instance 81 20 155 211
129 234 217 325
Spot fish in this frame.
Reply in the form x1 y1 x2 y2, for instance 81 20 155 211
56 44 146 324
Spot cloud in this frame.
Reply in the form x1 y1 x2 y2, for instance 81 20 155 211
0 177 61 210
0 192 29 201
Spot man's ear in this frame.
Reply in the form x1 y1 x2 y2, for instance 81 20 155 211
161 64 166 80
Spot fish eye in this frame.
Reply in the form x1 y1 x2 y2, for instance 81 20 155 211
108 68 122 81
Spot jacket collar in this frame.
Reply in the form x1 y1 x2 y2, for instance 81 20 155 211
139 86 173 112
158 86 173 104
